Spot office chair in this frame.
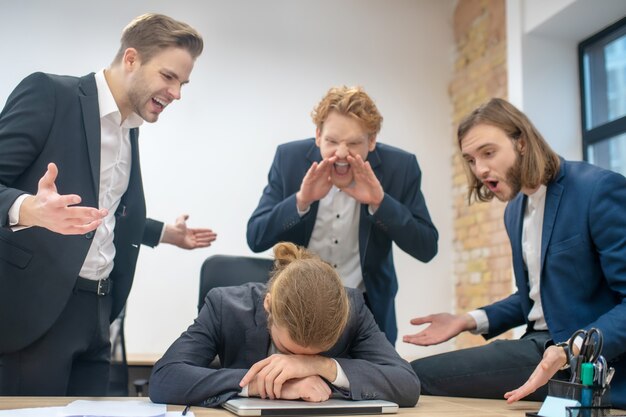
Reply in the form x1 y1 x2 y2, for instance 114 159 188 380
107 306 150 397
198 254 274 312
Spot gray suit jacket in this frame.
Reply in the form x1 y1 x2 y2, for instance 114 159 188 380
149 283 420 407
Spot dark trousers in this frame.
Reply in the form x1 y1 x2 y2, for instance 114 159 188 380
0 286 112 396
411 331 568 401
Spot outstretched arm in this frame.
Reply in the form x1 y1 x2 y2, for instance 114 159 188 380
504 344 568 403
161 214 217 249
403 313 477 346
17 163 107 234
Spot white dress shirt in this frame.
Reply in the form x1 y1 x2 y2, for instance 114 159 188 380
305 187 365 290
522 185 547 330
79 70 144 280
469 185 548 333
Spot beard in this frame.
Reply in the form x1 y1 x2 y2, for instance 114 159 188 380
127 72 159 123
487 150 523 202
500 150 523 201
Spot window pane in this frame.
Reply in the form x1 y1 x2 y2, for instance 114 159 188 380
582 26 626 130
605 36 626 124
587 133 626 176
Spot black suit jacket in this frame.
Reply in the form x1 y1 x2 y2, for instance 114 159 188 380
149 283 420 407
0 72 162 353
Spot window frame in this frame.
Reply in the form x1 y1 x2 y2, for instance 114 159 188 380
578 16 626 162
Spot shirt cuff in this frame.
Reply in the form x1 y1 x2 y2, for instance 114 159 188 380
240 384 249 397
157 223 166 243
467 310 489 335
297 205 310 217
8 194 31 230
331 359 350 390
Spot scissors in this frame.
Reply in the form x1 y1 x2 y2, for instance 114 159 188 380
569 328 603 383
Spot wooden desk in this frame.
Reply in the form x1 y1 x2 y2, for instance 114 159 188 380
0 396 541 416
127 352 162 367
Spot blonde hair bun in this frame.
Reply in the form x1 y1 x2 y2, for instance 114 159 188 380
272 241 314 269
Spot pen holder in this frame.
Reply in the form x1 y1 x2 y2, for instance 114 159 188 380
548 379 611 407
526 380 613 417
565 406 613 417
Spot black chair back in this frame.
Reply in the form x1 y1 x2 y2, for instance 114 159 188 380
198 255 274 312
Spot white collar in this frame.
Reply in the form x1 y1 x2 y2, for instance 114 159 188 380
94 69 143 128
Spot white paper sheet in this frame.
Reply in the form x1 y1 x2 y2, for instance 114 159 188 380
0 406 64 417
0 400 193 417
61 400 166 417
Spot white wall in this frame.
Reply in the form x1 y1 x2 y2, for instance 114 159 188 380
507 0 626 159
0 0 455 360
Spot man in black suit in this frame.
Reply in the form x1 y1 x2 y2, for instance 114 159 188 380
0 13 216 396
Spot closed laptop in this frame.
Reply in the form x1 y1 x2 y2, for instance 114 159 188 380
223 398 399 416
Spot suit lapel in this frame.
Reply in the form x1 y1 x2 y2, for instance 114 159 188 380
125 128 144 202
367 147 383 180
507 193 529 297
540 164 565 272
303 142 323 242
358 147 382 266
243 293 271 364
78 74 101 198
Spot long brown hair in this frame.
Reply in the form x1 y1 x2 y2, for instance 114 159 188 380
458 98 560 202
266 242 349 351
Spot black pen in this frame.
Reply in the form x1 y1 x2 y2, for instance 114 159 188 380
182 405 191 416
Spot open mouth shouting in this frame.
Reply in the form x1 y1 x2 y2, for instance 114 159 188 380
334 161 350 175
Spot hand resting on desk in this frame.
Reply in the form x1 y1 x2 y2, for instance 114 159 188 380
504 344 568 403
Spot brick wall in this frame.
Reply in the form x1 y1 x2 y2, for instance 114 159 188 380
449 0 511 349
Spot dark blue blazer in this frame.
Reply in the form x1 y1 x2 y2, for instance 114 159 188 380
149 283 420 407
482 159 626 408
0 72 162 353
246 139 438 344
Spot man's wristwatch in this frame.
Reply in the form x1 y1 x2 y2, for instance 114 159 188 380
555 342 571 370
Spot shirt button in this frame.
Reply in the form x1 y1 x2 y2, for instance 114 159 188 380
334 240 338 244
333 264 338 268
336 214 340 218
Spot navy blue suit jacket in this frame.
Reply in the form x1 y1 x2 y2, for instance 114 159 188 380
246 139 438 343
149 283 420 407
0 72 162 353
481 159 626 407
